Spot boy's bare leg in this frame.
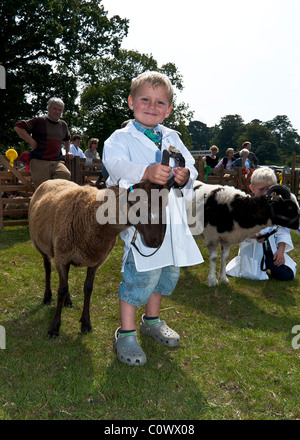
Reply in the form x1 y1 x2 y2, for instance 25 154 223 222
119 299 137 330
145 292 162 317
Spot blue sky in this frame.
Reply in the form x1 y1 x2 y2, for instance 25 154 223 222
103 0 300 133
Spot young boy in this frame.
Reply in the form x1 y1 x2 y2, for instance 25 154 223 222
226 167 296 281
102 71 203 366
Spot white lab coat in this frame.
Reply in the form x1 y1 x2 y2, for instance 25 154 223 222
226 226 296 280
103 121 203 271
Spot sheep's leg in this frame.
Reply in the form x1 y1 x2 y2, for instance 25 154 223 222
47 263 70 338
219 244 230 284
43 256 52 305
63 290 73 308
207 243 218 287
80 266 98 334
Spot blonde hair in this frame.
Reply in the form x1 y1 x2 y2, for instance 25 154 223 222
210 145 219 153
251 167 277 186
88 138 99 148
226 148 234 155
239 148 249 157
130 71 174 105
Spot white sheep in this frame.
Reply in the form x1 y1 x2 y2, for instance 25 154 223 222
29 179 168 337
188 181 300 286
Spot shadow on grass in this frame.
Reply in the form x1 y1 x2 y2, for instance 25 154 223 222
0 303 95 420
97 342 210 420
0 226 30 250
0 299 211 420
173 266 299 334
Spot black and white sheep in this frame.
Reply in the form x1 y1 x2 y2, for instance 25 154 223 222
188 181 300 286
29 179 168 337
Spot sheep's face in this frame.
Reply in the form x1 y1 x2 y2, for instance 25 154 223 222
95 181 168 247
128 181 168 248
138 220 166 249
95 180 170 247
269 193 300 230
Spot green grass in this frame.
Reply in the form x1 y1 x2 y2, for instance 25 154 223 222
0 226 300 420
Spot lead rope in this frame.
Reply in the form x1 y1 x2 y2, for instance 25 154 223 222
259 226 279 272
130 228 165 258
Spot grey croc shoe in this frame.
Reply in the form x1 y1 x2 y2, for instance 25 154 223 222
140 315 180 347
114 328 147 366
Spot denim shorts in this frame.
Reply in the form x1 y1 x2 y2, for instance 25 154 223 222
119 250 180 306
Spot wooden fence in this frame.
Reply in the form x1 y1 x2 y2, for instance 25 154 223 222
0 155 34 230
1 154 300 231
65 156 103 186
195 153 300 200
0 156 103 231
196 159 253 193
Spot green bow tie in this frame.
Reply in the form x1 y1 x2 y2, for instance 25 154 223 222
144 129 161 143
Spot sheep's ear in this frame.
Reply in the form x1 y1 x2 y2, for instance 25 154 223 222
266 185 291 201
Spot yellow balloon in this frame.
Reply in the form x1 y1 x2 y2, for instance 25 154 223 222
6 149 18 169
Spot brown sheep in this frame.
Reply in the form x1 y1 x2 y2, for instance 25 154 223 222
29 179 169 338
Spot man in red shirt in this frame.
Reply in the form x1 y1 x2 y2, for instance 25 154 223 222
14 97 73 188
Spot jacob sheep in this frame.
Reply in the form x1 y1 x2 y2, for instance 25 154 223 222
188 181 300 286
29 178 169 338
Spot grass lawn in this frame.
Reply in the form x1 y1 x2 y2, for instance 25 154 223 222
0 225 299 420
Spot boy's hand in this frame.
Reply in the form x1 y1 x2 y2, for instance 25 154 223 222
143 163 172 185
273 250 285 266
255 233 266 243
173 167 190 187
273 242 286 266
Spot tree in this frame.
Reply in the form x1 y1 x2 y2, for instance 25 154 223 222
0 0 128 149
188 121 211 150
80 50 193 150
187 115 300 166
211 114 245 156
237 121 279 165
264 115 300 158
